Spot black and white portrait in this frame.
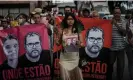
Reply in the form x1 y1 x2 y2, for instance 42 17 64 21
24 32 42 62
18 32 51 68
2 34 19 69
85 27 104 58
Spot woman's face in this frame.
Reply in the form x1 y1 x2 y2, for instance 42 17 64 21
18 15 26 24
67 16 74 26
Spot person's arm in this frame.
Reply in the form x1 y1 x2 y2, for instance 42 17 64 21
54 27 63 46
89 1 94 11
76 20 85 47
126 20 133 45
116 20 126 36
112 18 126 36
116 26 126 36
79 32 84 47
78 1 84 17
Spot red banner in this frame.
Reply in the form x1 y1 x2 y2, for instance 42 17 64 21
0 24 51 80
78 18 112 80
53 17 112 80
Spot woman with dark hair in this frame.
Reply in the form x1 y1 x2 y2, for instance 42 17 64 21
60 13 84 33
55 13 84 80
16 13 30 26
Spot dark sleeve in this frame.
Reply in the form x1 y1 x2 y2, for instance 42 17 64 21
47 28 52 36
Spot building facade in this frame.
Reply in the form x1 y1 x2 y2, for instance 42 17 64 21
0 1 45 18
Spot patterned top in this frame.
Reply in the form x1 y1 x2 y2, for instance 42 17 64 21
110 19 127 51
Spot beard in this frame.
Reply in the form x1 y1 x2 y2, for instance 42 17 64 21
88 45 101 54
29 50 41 58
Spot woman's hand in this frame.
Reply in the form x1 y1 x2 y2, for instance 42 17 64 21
75 40 84 47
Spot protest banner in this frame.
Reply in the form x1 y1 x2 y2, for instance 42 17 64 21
78 18 112 80
0 24 52 80
53 17 112 80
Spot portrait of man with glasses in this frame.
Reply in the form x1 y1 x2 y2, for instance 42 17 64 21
85 27 104 58
18 32 51 69
22 32 42 63
79 27 110 80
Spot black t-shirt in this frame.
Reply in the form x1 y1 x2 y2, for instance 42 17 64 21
79 47 110 80
0 60 14 69
18 50 52 80
0 60 20 80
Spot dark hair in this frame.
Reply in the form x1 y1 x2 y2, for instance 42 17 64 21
86 27 104 38
113 7 121 13
82 8 90 14
62 13 78 33
64 6 72 12
58 12 63 16
16 13 29 21
24 32 41 45
2 34 18 44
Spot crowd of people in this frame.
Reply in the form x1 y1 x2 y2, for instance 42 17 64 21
0 6 100 30
0 3 133 80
